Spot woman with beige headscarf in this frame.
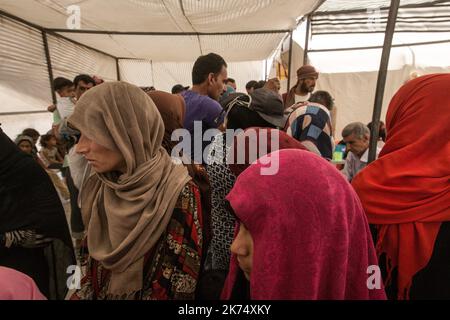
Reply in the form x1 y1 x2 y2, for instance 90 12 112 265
68 82 203 300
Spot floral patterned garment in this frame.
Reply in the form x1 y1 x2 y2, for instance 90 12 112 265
71 181 203 300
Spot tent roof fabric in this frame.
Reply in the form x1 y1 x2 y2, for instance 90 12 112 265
0 0 322 61
316 0 447 12
313 1 450 34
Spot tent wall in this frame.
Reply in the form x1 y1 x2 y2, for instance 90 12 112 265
271 40 450 138
48 34 117 81
119 59 265 93
0 17 52 113
0 15 118 139
0 113 53 141
317 65 450 137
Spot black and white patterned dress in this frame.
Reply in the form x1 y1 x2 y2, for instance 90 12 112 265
205 133 237 271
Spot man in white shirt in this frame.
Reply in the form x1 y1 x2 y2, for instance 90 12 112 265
282 65 319 109
341 122 382 182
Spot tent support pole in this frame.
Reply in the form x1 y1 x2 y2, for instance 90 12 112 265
368 0 400 163
303 15 311 65
42 30 56 105
265 59 268 80
287 30 294 93
116 58 121 81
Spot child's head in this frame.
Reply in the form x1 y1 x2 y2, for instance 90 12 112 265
53 77 75 98
21 128 40 145
40 134 58 148
15 135 34 154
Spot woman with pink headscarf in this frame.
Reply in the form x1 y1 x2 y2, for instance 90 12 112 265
222 149 386 300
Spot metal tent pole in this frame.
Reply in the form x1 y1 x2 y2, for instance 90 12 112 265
368 0 401 163
42 30 56 104
287 30 294 92
303 15 311 65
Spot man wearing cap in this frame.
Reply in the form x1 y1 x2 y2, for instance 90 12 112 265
283 65 319 109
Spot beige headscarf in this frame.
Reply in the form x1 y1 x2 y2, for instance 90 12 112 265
68 82 191 297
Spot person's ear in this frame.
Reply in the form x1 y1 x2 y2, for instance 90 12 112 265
207 73 215 85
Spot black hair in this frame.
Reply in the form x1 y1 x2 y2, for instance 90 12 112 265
367 121 386 142
73 74 96 87
225 78 236 84
22 128 40 139
53 77 73 91
245 80 258 90
227 105 275 131
254 80 266 89
192 53 227 85
40 134 56 148
309 90 334 111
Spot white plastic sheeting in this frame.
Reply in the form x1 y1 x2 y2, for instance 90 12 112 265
55 32 287 61
0 16 118 139
317 0 444 12
315 65 450 137
0 0 322 61
119 59 265 93
313 3 450 34
0 16 51 113
48 34 117 81
272 24 450 137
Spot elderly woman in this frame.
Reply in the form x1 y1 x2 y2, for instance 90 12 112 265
352 74 450 300
222 149 386 300
68 82 203 300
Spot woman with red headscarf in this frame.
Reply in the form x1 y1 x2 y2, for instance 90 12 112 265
222 149 386 300
352 74 450 299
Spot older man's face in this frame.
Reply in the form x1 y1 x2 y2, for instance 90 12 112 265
343 133 370 158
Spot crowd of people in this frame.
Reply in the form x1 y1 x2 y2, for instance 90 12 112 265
0 52 448 300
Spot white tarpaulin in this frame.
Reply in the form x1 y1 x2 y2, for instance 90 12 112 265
269 0 450 138
0 0 322 61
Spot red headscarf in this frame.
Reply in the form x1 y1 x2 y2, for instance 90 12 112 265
222 149 386 300
228 127 307 177
352 74 450 299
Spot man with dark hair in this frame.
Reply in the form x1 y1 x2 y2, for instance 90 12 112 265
73 74 96 100
181 53 228 163
245 80 258 94
283 65 319 109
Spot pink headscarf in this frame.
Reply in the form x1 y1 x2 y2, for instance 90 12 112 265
222 149 386 300
0 267 46 300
